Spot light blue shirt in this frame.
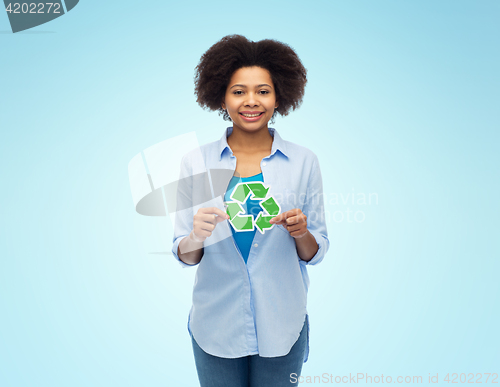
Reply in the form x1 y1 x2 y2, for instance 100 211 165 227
171 127 329 361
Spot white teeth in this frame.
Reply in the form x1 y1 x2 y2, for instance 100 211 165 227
241 113 262 117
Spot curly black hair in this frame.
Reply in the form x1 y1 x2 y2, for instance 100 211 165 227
194 35 307 123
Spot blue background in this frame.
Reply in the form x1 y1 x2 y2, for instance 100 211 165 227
1 1 498 385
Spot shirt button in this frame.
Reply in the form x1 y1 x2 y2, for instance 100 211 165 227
262 162 267 167
253 243 258 248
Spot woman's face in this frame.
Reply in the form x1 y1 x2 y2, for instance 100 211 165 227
222 66 279 135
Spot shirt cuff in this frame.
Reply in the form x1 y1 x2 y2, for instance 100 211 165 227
172 235 200 268
298 229 328 266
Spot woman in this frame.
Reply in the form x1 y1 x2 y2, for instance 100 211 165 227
172 35 329 387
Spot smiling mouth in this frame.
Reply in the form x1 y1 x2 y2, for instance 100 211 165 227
240 112 264 117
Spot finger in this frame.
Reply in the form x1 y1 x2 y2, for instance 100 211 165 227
287 214 307 226
269 211 287 224
194 220 215 233
286 224 303 233
282 208 300 218
199 214 218 225
215 215 228 223
205 214 226 225
201 207 229 219
274 209 304 224
200 223 215 232
285 215 300 226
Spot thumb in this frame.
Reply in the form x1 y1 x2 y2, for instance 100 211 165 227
269 212 286 224
216 213 229 223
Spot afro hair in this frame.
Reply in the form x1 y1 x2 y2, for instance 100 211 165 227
194 35 307 122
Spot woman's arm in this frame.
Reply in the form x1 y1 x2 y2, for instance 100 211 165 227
293 230 318 262
269 208 318 261
177 231 204 265
177 206 229 265
269 153 329 264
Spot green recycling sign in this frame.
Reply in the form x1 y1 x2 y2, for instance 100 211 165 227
225 182 281 234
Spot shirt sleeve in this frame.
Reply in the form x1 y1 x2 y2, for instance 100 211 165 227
171 152 200 268
299 154 330 266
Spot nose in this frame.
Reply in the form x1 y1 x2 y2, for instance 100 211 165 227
244 92 259 107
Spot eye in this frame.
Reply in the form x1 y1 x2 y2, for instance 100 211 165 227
259 90 270 94
233 90 244 95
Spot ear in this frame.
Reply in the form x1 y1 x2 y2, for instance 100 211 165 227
221 100 226 110
274 100 279 109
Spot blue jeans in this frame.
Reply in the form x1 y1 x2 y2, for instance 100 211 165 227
191 316 308 387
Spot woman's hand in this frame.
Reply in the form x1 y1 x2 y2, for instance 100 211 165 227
178 207 228 265
269 208 318 262
191 207 229 242
269 208 308 238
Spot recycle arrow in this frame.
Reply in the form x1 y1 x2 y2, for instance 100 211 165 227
255 212 275 234
247 182 269 199
231 183 251 203
259 197 280 216
231 214 254 231
225 200 253 231
225 202 244 220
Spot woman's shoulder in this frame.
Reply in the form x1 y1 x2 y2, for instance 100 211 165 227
272 127 318 162
284 140 316 155
281 138 319 165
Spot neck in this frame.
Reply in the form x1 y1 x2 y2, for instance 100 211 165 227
227 126 273 152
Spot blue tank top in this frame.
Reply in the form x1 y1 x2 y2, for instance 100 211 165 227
224 172 263 263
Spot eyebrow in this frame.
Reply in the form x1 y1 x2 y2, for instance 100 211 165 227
229 84 273 89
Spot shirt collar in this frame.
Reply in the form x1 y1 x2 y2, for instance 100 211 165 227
218 126 289 161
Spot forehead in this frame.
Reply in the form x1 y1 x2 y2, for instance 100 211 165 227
228 66 274 87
